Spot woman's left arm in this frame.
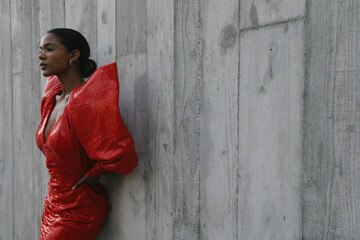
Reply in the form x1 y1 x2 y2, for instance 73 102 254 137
69 63 138 190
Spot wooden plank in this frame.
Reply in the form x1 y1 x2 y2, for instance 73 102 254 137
36 1 66 239
240 0 305 29
94 1 116 238
11 0 42 238
146 0 175 238
199 0 239 239
33 0 52 238
303 0 360 239
29 1 45 238
0 0 13 239
97 0 115 66
65 0 97 64
116 0 146 54
39 0 65 91
238 21 303 240
97 1 148 239
39 0 65 36
172 1 201 239
98 52 148 240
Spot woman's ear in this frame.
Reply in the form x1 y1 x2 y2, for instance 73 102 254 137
70 49 81 63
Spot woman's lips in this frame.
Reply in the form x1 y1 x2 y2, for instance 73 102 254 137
40 63 47 70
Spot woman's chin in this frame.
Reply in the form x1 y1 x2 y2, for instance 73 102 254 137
42 71 51 77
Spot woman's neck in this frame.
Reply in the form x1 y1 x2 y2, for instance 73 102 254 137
57 68 85 97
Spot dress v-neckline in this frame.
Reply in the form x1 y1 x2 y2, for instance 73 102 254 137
42 83 84 144
43 92 67 144
42 81 86 144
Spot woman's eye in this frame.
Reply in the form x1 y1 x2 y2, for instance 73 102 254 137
47 48 53 51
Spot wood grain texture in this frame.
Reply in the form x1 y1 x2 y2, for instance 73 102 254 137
146 0 175 238
97 0 147 238
302 0 360 239
39 0 65 35
6 1 360 239
11 0 42 239
95 2 116 238
172 1 201 239
116 0 146 54
65 0 97 64
31 1 45 238
37 1 64 238
238 21 303 240
0 0 13 239
39 0 65 91
240 0 305 29
99 52 148 240
97 0 115 66
199 0 239 239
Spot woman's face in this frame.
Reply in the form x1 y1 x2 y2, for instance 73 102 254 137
39 33 71 77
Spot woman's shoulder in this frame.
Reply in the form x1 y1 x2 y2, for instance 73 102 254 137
70 62 119 108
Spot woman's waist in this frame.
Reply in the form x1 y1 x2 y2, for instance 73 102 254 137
44 190 108 222
46 183 108 213
48 172 75 192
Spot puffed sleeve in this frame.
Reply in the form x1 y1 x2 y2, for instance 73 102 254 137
68 62 138 178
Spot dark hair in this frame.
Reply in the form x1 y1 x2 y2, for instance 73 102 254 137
47 28 97 78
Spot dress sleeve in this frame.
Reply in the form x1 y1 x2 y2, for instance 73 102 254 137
68 62 138 178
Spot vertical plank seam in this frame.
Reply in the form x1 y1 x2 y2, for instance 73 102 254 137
196 0 203 240
144 1 152 239
9 0 14 237
236 1 241 239
32 1 36 238
326 2 340 238
63 0 65 27
172 1 176 237
195 0 202 239
301 1 310 239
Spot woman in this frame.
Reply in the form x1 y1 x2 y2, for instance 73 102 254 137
36 28 138 239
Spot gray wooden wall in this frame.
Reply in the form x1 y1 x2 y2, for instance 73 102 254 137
0 0 359 239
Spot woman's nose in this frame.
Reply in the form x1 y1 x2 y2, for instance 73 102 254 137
38 51 45 60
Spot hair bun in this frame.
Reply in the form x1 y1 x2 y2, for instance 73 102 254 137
82 59 97 78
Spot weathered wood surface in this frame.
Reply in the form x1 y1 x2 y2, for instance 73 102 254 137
65 0 97 64
172 1 201 239
97 0 115 66
37 1 65 237
39 0 65 94
146 0 176 239
238 21 304 240
302 0 360 239
39 0 65 34
11 0 42 239
104 52 147 240
3 0 360 239
240 0 305 29
116 0 146 54
94 1 116 239
0 0 13 239
199 0 239 239
97 0 148 239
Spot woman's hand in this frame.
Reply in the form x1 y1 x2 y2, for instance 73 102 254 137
72 173 101 194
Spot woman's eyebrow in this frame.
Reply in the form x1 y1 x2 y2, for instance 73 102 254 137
39 43 57 48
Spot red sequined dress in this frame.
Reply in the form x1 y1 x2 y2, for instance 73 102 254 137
35 62 138 240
